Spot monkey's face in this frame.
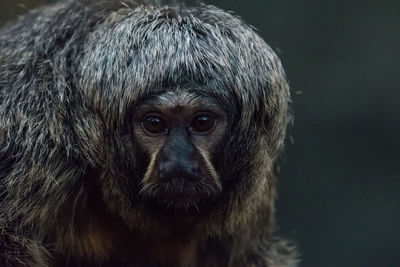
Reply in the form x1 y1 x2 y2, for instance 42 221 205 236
76 4 289 228
132 91 227 212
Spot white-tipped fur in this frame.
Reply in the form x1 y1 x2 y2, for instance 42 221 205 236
0 0 295 266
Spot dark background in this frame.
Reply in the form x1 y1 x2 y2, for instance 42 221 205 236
1 0 399 266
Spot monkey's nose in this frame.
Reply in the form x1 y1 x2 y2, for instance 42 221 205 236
158 157 200 182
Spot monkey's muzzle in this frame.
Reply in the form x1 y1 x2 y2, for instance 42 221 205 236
140 175 222 212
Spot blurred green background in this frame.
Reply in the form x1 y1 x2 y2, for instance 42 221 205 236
1 0 399 266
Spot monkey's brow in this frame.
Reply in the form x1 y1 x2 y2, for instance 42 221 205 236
138 91 216 110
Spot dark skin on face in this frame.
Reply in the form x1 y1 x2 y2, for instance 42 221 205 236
133 91 227 212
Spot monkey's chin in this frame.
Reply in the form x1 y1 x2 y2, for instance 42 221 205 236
139 179 221 215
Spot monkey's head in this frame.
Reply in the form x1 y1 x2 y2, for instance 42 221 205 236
72 3 290 232
0 1 289 237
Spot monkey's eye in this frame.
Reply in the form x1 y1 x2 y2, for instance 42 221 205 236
142 116 168 135
189 114 216 134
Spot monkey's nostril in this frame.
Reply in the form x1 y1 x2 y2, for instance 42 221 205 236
158 160 200 182
186 162 200 178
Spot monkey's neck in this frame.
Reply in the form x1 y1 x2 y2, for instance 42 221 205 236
57 214 201 266
51 181 202 266
128 228 200 266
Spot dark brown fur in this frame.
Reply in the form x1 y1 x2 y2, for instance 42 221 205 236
0 0 297 266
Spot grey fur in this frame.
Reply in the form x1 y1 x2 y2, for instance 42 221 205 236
0 0 297 266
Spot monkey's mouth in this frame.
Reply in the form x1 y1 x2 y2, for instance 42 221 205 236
139 178 221 212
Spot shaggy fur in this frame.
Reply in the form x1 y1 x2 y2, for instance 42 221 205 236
0 0 297 266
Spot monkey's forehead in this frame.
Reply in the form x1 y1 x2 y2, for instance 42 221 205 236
75 3 288 129
140 91 212 106
134 90 225 114
80 6 280 94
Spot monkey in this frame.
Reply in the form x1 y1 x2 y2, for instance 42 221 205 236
0 0 297 266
